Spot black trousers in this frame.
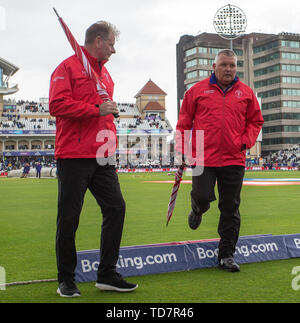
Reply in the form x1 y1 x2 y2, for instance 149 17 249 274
191 166 245 260
56 159 125 283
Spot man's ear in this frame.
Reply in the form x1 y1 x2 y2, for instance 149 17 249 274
95 36 103 48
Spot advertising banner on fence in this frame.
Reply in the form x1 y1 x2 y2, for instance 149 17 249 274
75 234 300 283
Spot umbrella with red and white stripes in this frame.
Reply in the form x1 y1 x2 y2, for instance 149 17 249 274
166 163 185 226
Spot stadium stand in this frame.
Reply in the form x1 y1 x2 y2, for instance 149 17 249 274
1 97 299 174
1 98 174 173
0 60 174 174
263 144 300 168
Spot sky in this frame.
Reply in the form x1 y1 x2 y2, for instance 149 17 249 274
1 0 300 129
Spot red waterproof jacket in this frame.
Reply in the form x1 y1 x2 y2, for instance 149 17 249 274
176 74 264 167
49 47 116 159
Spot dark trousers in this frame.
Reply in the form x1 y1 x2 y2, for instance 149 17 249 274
191 166 245 260
56 159 125 283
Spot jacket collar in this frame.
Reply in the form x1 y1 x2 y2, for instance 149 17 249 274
80 46 108 73
210 73 239 93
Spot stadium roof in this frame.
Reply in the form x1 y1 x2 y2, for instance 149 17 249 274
0 57 19 76
143 101 165 111
135 79 167 98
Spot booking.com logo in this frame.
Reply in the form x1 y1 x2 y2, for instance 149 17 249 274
0 6 6 31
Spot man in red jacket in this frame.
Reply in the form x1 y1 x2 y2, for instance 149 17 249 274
50 21 137 297
176 49 264 272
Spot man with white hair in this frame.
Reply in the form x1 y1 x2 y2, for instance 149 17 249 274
176 49 264 272
50 21 138 297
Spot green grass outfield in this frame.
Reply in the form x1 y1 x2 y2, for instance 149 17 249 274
0 170 299 303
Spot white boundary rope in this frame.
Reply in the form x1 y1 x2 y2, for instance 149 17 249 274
0 278 57 288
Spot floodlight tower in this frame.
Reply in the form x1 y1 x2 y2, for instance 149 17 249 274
213 4 247 50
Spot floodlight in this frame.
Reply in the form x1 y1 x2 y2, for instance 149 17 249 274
213 4 247 48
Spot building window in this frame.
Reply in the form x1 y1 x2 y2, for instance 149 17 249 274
186 59 197 68
263 114 279 122
185 48 197 57
199 70 209 77
234 49 243 56
282 76 300 84
263 125 283 133
284 125 300 132
283 101 300 108
283 88 300 96
205 47 243 56
148 96 158 101
253 41 279 54
261 101 281 110
237 72 244 79
199 58 208 65
282 40 300 48
210 47 221 55
198 58 215 66
282 64 300 72
254 76 281 88
19 145 29 150
198 47 207 54
282 52 300 60
253 52 280 65
264 113 300 121
186 71 198 79
262 125 300 133
254 64 280 77
263 138 300 145
258 88 281 98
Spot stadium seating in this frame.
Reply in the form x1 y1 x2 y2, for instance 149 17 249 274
263 144 300 166
0 117 56 130
0 100 174 173
1 101 172 132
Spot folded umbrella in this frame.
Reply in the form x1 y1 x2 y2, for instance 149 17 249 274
166 163 185 226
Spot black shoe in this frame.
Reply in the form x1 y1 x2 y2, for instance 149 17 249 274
57 281 81 297
188 210 202 230
96 272 138 292
218 257 240 272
